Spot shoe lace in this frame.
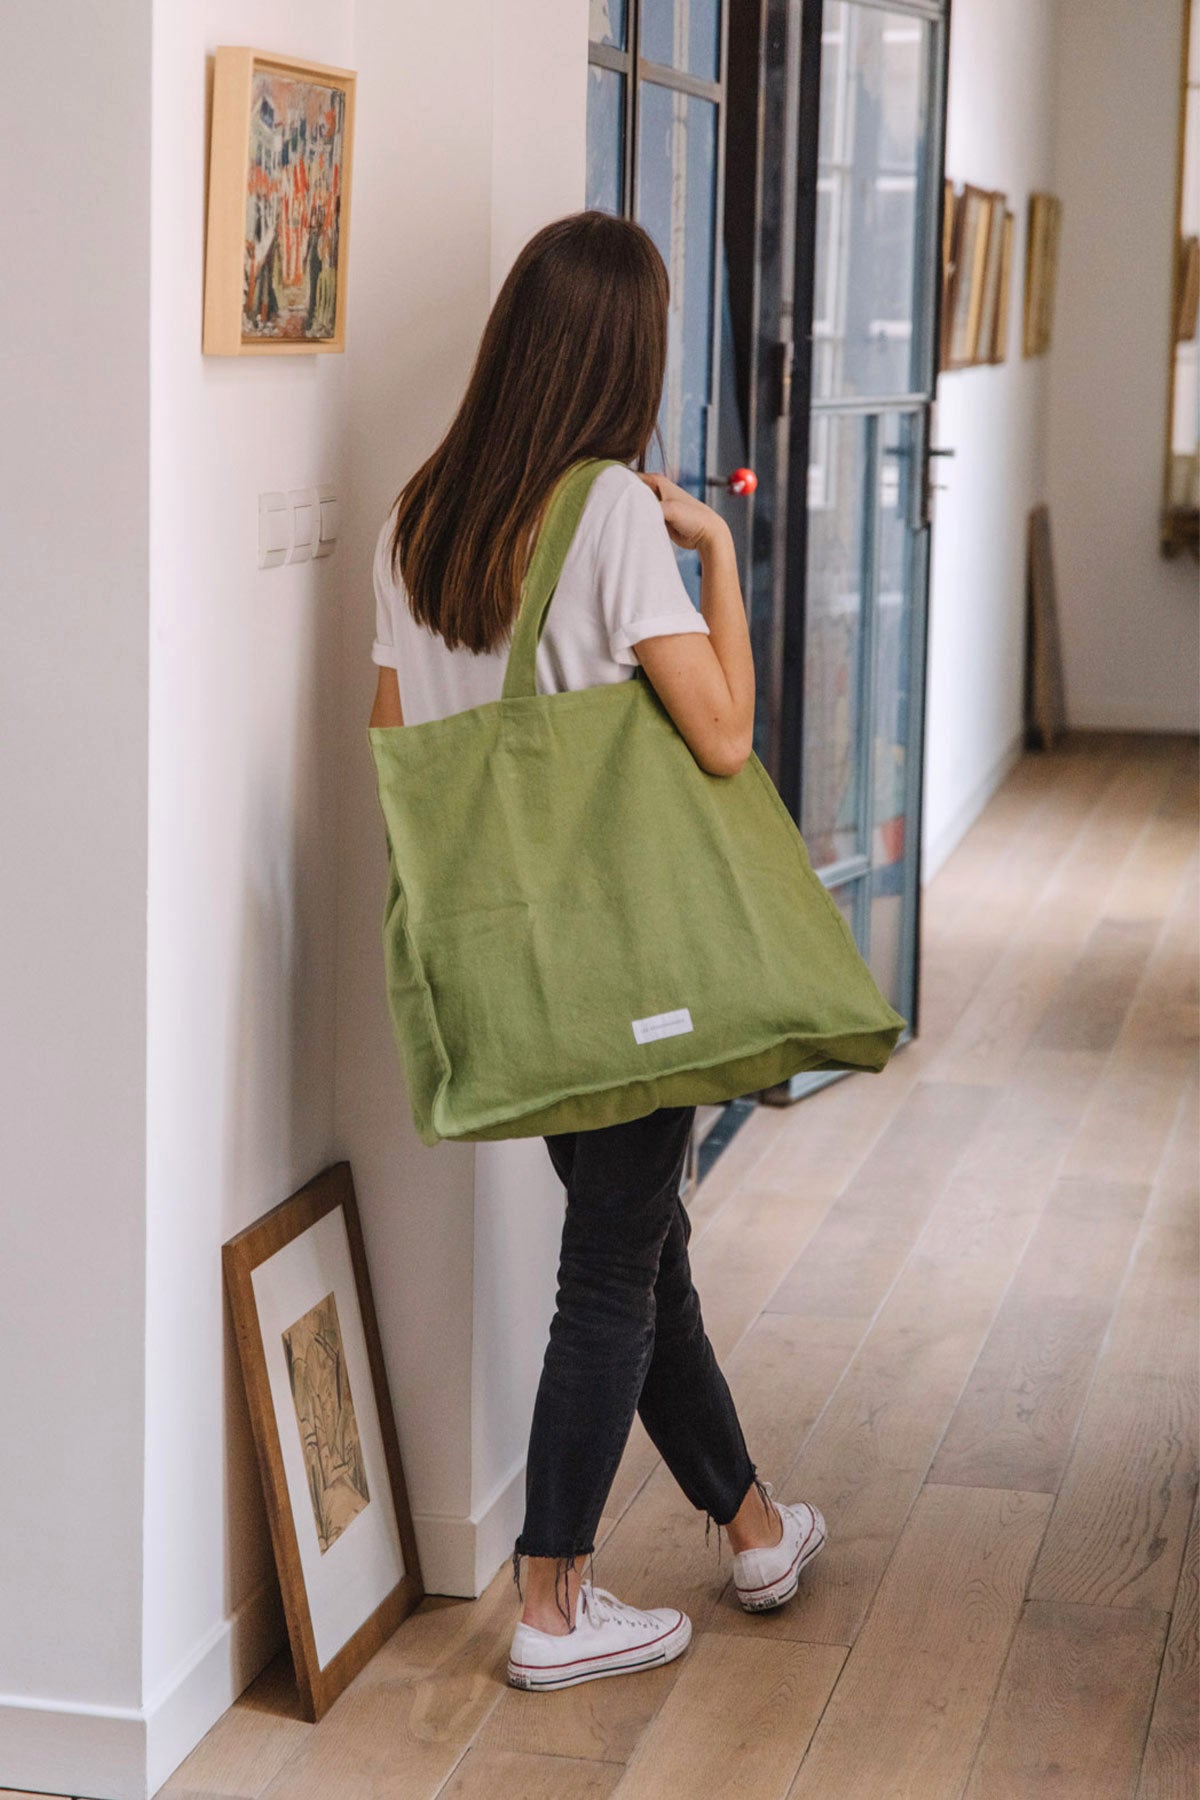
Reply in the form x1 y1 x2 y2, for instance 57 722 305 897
581 1583 649 1629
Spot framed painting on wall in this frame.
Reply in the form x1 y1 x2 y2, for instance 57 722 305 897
1023 191 1062 357
974 193 1009 365
939 180 959 371
223 1161 423 1720
944 185 996 369
989 211 1015 363
204 48 356 355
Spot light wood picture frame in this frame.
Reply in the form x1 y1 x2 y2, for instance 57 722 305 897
204 48 356 355
223 1162 423 1720
989 211 1015 363
944 185 995 369
974 191 1009 365
1023 191 1062 357
939 179 959 372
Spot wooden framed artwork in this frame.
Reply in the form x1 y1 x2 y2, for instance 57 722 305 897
974 192 1009 365
989 211 1015 363
1023 191 1062 357
204 48 356 355
939 180 959 371
223 1162 422 1720
943 185 996 369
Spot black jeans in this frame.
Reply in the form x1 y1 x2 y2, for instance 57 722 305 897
512 1104 762 1614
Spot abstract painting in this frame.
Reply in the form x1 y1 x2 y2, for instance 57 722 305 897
205 51 356 356
282 1290 370 1553
244 71 346 344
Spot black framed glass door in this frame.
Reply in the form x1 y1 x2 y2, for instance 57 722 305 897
757 0 948 1100
586 0 949 1137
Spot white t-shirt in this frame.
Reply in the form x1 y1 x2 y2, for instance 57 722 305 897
371 462 710 726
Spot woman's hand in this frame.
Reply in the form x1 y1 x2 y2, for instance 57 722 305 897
637 471 730 556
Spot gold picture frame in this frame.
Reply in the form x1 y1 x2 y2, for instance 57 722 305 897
204 48 356 355
975 192 1009 365
1023 191 1062 358
944 185 996 369
223 1162 423 1720
988 211 1015 363
939 179 958 371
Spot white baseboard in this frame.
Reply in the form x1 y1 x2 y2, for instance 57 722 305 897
412 1456 527 1598
922 727 1025 884
0 1693 144 1800
1 1473 528 1800
145 1574 286 1797
0 1574 286 1800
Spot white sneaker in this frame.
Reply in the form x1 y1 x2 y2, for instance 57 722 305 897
732 1484 826 1612
507 1581 692 1692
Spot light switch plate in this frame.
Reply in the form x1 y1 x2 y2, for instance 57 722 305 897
288 487 318 563
314 485 338 559
258 492 289 569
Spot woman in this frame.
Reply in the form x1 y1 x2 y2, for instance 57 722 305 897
368 210 826 1693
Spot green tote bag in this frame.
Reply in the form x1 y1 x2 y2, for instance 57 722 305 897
369 457 906 1147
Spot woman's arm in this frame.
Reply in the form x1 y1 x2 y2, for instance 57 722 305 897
630 473 755 777
369 664 405 727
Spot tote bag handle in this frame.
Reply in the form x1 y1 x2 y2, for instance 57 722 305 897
500 458 621 700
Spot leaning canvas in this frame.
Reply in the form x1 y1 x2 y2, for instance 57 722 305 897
204 49 356 355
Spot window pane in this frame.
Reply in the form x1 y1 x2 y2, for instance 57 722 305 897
830 876 865 944
586 65 625 214
641 0 721 82
636 83 717 494
801 413 869 868
869 411 916 1010
814 2 930 399
589 0 627 50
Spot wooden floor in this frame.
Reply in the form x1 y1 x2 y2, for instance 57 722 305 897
26 729 1200 1800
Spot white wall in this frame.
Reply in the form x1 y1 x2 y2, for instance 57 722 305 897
923 0 1059 877
1045 0 1198 731
333 0 587 1601
0 0 151 1779
143 5 355 1784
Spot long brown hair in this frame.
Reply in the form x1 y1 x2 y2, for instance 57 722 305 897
389 210 668 654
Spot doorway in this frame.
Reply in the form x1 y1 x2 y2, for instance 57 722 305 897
586 0 949 1161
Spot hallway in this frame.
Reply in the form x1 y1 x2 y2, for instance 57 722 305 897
120 730 1200 1795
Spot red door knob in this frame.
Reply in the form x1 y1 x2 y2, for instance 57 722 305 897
707 467 758 495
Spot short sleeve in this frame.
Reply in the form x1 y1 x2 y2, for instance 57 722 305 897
371 510 400 669
593 475 712 666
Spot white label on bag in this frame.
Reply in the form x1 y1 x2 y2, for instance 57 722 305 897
632 1007 694 1045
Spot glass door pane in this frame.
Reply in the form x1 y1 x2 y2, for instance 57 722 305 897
637 83 719 599
641 0 722 78
814 3 933 401
586 66 625 213
869 408 921 1014
784 0 945 1091
801 412 870 869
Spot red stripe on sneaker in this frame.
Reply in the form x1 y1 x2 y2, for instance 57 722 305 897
735 1515 822 1596
508 1614 684 1674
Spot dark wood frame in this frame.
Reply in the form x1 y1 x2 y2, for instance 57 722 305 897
223 1161 423 1720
